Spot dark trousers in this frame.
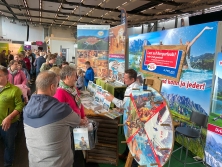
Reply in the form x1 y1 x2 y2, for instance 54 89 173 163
0 122 18 166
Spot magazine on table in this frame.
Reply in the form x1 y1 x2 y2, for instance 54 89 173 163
91 83 97 96
94 85 102 103
73 128 90 150
87 81 93 92
95 99 111 114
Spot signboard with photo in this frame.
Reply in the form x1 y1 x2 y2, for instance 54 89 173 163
140 45 186 82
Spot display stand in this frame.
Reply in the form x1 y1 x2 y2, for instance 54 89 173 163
123 45 186 167
84 108 120 166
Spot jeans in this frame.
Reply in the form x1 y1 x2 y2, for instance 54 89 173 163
0 121 18 166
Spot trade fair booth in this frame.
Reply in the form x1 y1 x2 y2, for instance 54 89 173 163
76 20 222 167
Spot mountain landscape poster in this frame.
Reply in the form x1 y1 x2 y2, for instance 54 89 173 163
129 21 219 157
205 127 222 167
77 25 110 77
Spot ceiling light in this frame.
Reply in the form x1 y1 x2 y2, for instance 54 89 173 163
158 3 163 6
149 6 155 9
116 6 120 9
122 2 127 5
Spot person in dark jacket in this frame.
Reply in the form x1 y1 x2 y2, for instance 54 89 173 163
35 52 46 75
0 50 7 67
7 50 14 64
23 71 81 167
84 61 94 88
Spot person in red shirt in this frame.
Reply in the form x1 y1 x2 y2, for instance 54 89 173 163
54 65 88 167
54 66 87 121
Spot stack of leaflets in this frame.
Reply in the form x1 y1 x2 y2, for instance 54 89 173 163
104 109 123 119
87 81 96 96
83 82 123 119
95 99 111 114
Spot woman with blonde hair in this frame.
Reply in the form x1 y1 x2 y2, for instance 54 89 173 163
49 67 61 81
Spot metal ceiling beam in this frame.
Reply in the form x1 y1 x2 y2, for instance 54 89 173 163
144 0 182 6
1 0 18 19
42 0 156 16
0 4 121 22
4 15 118 27
0 9 118 24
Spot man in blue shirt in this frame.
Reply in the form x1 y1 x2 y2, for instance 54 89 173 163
84 61 94 88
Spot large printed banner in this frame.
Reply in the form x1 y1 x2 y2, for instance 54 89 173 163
109 24 126 83
129 22 218 157
205 53 222 167
77 25 110 78
129 22 217 116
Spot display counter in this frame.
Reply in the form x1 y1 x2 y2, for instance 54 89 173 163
84 108 120 166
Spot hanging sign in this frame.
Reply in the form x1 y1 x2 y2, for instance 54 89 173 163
140 45 187 82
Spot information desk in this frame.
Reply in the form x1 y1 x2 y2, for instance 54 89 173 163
96 78 126 107
84 108 120 166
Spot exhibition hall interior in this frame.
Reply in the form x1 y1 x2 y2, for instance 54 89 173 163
0 0 222 167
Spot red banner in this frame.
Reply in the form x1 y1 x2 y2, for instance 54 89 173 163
208 124 222 136
144 49 179 68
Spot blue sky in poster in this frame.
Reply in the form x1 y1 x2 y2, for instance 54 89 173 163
129 22 218 57
77 29 109 38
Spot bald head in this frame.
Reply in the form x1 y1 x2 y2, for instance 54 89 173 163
36 71 58 95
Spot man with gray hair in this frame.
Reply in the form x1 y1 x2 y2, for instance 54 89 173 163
56 52 66 67
23 71 81 167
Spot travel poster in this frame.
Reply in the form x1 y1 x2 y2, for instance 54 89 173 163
205 125 222 167
205 53 222 167
129 22 217 117
129 22 218 157
109 24 126 83
77 25 110 77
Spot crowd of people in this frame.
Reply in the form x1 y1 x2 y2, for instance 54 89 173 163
0 49 96 167
0 48 140 167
